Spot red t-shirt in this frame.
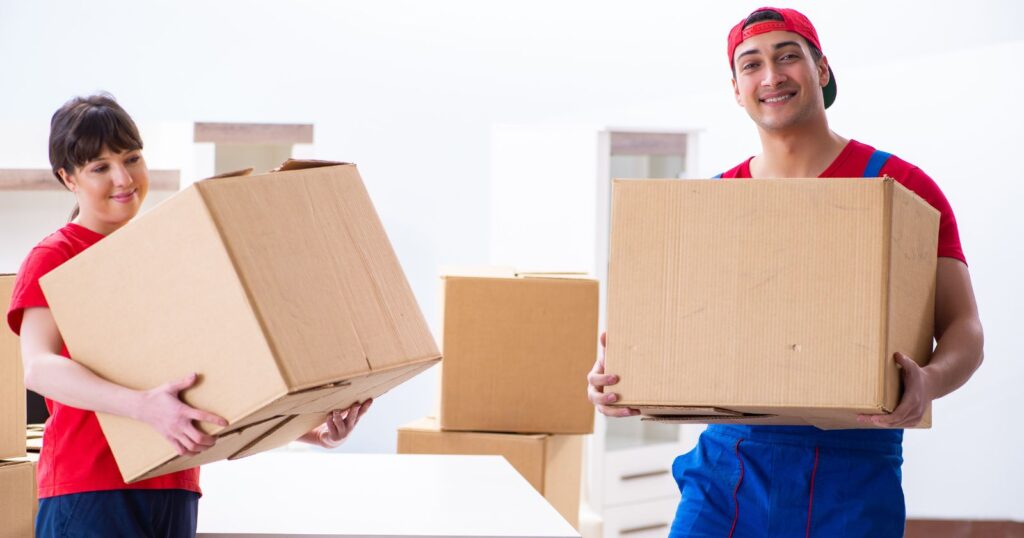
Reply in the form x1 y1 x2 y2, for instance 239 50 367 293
720 139 966 264
7 222 200 498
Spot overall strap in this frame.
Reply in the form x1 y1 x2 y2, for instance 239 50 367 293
863 150 892 178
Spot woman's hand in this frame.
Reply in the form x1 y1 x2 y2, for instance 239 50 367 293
136 372 228 456
302 399 373 449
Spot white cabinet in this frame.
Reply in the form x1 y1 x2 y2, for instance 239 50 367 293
489 125 705 537
602 498 680 538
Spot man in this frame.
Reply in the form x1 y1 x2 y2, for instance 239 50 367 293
587 7 984 537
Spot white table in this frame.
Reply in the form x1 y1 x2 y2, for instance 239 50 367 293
197 452 580 538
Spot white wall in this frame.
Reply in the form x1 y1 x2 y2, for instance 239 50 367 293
1 0 1021 519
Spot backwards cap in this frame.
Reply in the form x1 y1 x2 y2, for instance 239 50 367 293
727 7 836 108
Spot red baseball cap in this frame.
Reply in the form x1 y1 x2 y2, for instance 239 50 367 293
727 7 836 108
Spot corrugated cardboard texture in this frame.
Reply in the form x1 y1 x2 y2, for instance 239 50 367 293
606 179 938 425
883 182 940 410
439 275 598 434
0 460 34 538
542 434 583 529
134 415 287 482
0 275 26 460
40 162 441 482
397 417 582 528
196 164 437 389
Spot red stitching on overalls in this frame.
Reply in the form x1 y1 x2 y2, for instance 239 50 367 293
805 446 820 538
728 439 745 538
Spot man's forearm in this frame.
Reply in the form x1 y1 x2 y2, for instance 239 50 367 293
924 317 984 400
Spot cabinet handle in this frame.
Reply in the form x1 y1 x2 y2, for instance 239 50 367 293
620 469 670 481
620 522 669 535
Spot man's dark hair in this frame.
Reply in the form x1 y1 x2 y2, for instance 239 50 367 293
732 9 823 77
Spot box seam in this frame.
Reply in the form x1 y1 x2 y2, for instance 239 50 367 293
194 182 290 410
879 179 894 413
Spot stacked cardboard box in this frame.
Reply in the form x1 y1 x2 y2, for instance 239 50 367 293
2 274 36 536
604 178 938 429
399 271 598 528
40 161 442 483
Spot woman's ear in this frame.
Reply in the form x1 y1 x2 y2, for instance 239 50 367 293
57 168 76 192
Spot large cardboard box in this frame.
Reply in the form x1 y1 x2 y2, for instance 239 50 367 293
606 178 939 429
40 161 441 482
398 417 582 528
0 460 34 538
439 271 598 434
1 275 27 460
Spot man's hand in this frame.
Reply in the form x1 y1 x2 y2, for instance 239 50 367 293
857 352 933 428
303 399 373 449
137 372 229 457
587 333 640 417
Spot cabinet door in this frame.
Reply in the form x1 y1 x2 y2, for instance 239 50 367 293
602 497 679 538
603 442 682 507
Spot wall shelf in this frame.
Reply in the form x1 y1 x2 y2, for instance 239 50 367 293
0 169 181 191
193 122 313 145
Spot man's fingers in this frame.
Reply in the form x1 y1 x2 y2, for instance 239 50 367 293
598 405 640 418
895 352 920 378
587 372 618 389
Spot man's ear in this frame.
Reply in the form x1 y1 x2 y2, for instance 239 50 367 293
732 78 743 107
818 55 831 88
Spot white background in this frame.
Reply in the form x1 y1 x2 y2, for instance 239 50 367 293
0 0 1020 520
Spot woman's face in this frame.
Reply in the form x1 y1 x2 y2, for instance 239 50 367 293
60 146 149 235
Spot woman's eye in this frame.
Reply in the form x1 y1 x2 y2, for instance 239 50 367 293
92 165 108 173
126 155 141 164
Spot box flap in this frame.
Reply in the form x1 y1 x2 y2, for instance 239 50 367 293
638 406 747 417
129 416 287 483
271 159 351 172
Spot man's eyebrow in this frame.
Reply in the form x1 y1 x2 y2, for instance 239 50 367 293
773 40 802 50
736 40 803 63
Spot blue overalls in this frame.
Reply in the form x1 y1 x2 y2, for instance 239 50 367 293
672 151 904 538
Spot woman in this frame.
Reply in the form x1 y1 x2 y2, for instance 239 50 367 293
7 93 371 537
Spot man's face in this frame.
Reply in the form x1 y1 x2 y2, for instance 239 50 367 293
731 30 830 132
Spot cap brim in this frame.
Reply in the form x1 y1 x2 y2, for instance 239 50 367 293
823 66 837 109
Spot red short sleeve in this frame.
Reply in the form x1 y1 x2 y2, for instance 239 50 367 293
7 246 71 335
881 163 966 265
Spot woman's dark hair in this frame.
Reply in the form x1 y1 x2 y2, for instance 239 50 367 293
48 93 144 220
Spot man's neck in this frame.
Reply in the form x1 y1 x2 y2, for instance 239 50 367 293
750 122 848 179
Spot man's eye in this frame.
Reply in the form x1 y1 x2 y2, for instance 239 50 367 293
742 62 758 71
